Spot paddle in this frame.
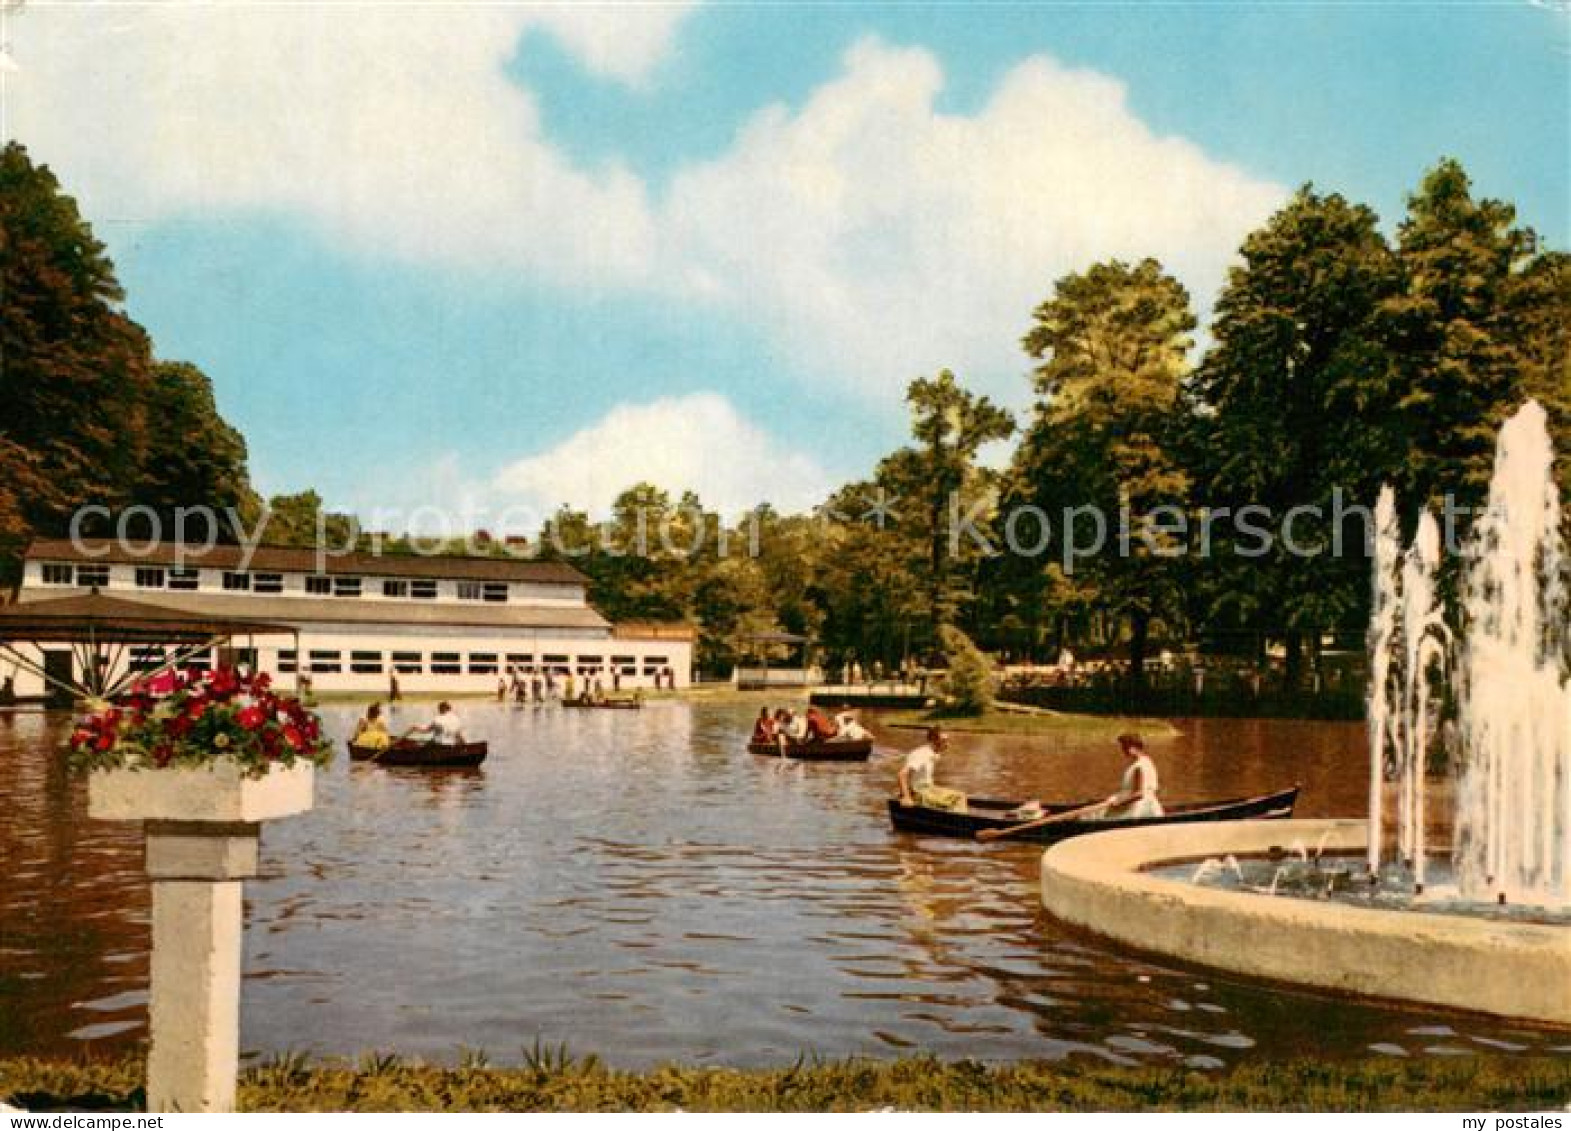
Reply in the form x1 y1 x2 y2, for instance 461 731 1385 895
975 799 1112 842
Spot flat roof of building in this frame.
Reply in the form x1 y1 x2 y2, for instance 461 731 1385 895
25 538 590 586
14 587 612 633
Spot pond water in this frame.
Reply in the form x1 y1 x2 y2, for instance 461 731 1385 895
2 701 1566 1068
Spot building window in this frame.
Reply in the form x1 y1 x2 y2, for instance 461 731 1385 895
410 580 437 600
305 576 331 595
382 580 408 598
183 650 212 672
431 651 461 674
130 647 167 672
642 655 669 674
468 653 499 674
309 650 342 674
350 650 383 674
278 649 298 673
576 655 604 669
77 564 110 588
222 571 251 591
542 653 569 664
391 651 423 674
135 567 166 589
253 573 284 594
505 653 533 668
333 577 362 598
456 581 484 601
41 564 74 585
167 568 200 591
482 582 508 603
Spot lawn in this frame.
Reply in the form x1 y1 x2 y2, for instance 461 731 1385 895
4 1052 1568 1112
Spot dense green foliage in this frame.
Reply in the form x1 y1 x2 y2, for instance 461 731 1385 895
938 624 995 715
3 1052 1569 1112
0 143 258 577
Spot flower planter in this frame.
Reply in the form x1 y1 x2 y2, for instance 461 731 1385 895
89 760 314 825
88 759 315 1113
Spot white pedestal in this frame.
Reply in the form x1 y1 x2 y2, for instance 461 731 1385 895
90 763 314 1113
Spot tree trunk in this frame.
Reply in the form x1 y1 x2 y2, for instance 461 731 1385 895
1128 610 1150 690
1284 631 1304 692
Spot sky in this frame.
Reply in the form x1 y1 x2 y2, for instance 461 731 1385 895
2 1 1567 534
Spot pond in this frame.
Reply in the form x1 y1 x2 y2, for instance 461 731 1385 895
2 701 1566 1068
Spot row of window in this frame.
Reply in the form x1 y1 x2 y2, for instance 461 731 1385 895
38 563 513 602
276 650 670 676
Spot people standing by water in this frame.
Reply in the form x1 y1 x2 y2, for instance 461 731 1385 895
1101 733 1162 819
388 672 402 702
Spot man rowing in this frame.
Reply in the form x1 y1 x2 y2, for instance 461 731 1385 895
896 728 967 812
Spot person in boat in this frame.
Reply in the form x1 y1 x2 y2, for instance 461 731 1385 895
775 707 806 752
352 702 392 751
897 728 966 812
410 701 466 745
832 704 869 742
751 708 776 744
1101 733 1163 819
804 705 839 742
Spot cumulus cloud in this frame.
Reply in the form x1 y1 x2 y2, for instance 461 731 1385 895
4 4 696 284
6 12 1286 407
492 393 833 519
660 38 1286 402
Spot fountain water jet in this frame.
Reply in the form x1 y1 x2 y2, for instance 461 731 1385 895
1365 401 1567 907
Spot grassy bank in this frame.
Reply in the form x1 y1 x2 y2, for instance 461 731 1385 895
3 1053 1569 1112
881 706 1179 739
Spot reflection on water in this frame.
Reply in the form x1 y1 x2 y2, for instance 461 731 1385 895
1 703 1566 1068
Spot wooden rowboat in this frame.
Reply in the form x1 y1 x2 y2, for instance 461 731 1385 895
748 737 874 762
562 699 643 710
887 785 1300 844
348 738 488 768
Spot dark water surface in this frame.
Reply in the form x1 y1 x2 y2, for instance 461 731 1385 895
2 702 1566 1068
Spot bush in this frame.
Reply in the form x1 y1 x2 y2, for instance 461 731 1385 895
939 625 995 716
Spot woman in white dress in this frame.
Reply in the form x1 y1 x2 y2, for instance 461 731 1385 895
1102 733 1163 819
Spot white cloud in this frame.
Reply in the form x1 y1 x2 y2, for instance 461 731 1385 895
493 393 832 518
659 38 1286 403
6 13 1286 407
5 4 697 284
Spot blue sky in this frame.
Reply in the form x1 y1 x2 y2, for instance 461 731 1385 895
4 2 1566 532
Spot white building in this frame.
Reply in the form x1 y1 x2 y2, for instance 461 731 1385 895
9 539 693 696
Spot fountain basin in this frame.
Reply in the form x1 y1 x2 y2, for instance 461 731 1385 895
1040 819 1571 1026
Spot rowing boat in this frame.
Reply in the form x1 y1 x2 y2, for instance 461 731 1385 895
562 699 643 710
347 738 489 768
747 737 873 762
887 785 1299 843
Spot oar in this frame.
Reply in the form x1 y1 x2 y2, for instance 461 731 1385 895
975 799 1111 842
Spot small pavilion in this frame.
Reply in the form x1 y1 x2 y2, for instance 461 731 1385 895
0 589 296 703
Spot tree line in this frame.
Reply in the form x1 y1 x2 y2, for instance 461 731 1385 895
2 141 1565 683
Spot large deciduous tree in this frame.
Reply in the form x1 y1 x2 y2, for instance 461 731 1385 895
1189 188 1404 684
1010 258 1196 684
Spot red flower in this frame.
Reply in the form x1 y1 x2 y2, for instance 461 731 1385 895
282 725 304 751
237 705 264 731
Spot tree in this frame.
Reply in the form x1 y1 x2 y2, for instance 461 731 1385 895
879 370 1014 636
134 361 259 533
1188 189 1404 684
0 142 155 556
1010 258 1197 684
1385 159 1547 511
938 624 995 716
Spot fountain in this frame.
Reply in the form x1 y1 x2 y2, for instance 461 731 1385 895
1041 401 1571 1024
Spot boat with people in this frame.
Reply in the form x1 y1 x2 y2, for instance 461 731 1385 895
347 738 489 768
563 698 644 710
887 784 1300 843
748 737 874 762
